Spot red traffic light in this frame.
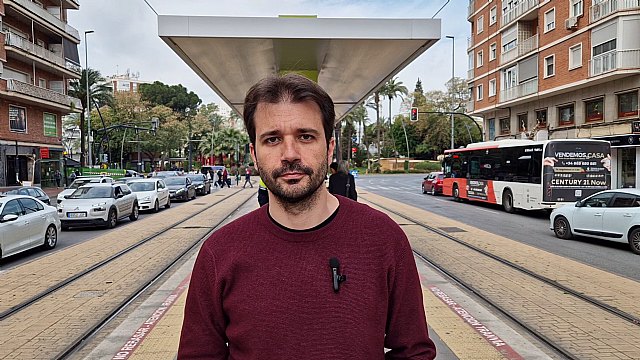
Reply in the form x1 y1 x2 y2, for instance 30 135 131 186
410 107 418 121
351 147 357 154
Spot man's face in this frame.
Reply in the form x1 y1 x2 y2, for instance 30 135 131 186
250 100 334 204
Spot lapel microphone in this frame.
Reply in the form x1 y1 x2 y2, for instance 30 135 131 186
329 257 347 293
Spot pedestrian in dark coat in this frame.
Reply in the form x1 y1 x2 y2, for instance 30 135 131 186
328 161 357 201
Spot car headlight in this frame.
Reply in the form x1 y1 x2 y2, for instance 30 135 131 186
197 185 204 189
92 202 107 211
141 196 151 202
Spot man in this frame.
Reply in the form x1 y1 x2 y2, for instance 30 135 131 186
242 166 253 188
328 161 357 201
178 74 436 359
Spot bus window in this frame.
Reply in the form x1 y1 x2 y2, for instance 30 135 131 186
443 157 452 177
470 157 480 179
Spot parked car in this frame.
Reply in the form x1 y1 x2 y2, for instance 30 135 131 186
550 189 640 254
164 176 196 201
0 194 60 260
127 178 171 212
124 170 144 178
152 170 182 178
187 174 212 195
57 183 139 230
422 172 444 195
57 176 114 205
3 186 51 205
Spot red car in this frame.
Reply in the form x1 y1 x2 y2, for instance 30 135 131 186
422 172 444 195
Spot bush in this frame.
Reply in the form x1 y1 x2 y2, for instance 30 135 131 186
414 161 441 172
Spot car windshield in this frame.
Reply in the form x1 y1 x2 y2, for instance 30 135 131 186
69 179 94 189
3 189 18 195
187 175 204 182
129 182 155 192
164 177 186 185
69 187 113 199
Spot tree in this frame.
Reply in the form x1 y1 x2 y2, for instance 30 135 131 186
138 81 202 114
412 78 427 108
380 77 408 157
68 68 113 166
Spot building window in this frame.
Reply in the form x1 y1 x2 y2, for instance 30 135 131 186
489 78 496 97
618 91 638 118
499 117 510 135
477 84 484 101
468 52 474 70
38 78 46 88
619 147 636 188
503 39 517 53
593 39 616 56
490 43 497 61
570 0 583 18
477 50 484 67
477 15 484 34
518 113 528 132
544 8 555 32
558 104 575 126
569 44 582 69
544 55 555 78
488 118 495 140
585 98 604 122
535 109 548 128
490 6 497 25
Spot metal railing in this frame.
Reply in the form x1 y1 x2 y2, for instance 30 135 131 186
467 68 475 79
9 0 80 41
499 77 538 102
501 0 539 28
6 78 82 109
590 49 640 76
467 36 474 50
590 0 640 23
4 31 75 71
500 34 538 64
468 0 476 18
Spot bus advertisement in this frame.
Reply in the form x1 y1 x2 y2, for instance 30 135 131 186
442 139 611 212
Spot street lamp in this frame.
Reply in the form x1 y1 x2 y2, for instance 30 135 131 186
84 30 94 167
185 107 192 172
446 35 455 149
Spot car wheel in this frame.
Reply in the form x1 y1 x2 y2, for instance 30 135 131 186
42 225 57 250
453 184 460 201
628 228 640 255
153 200 160 213
130 203 139 221
502 189 515 213
165 197 171 209
553 216 573 239
431 186 436 196
421 185 426 194
106 208 118 228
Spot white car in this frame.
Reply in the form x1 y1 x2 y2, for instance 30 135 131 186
58 183 139 230
126 178 171 212
550 189 640 254
57 176 114 205
0 194 60 260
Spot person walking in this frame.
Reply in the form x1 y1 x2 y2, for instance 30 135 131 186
242 167 253 188
54 169 62 188
178 74 436 359
328 161 357 201
217 169 224 188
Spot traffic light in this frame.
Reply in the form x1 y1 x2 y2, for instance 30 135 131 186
351 147 357 155
410 107 418 121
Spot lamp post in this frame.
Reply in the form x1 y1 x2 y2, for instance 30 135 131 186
446 35 455 149
84 30 94 167
185 107 192 172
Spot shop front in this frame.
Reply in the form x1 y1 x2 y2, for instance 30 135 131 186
0 142 64 187
594 134 640 189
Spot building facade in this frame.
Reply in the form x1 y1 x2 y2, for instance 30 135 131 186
0 0 82 187
467 0 640 189
106 71 150 95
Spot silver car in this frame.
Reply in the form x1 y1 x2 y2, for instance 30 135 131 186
0 194 60 260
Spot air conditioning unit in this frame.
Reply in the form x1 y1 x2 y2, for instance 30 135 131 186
565 17 578 30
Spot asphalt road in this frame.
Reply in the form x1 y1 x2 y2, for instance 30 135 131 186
357 173 640 281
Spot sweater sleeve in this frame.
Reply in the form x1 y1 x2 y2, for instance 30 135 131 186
178 246 229 359
384 229 436 359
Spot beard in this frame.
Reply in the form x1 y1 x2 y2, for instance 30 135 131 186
258 159 328 207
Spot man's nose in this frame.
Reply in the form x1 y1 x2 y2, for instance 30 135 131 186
280 137 301 162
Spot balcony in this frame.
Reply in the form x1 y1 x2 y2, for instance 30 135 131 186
466 100 475 112
467 36 474 50
4 31 80 75
590 49 640 76
499 77 537 102
468 0 475 18
467 68 475 79
500 34 538 64
591 0 640 23
7 0 80 41
6 78 82 109
501 0 539 28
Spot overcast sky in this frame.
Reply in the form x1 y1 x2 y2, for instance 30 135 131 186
68 0 469 116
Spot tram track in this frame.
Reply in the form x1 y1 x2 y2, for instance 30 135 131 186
361 193 640 360
0 189 256 360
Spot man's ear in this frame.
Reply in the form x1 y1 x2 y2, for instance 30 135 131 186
327 137 335 164
250 143 258 167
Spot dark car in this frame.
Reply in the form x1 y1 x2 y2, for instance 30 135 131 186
187 174 211 195
3 186 51 205
422 172 444 195
164 176 196 201
153 170 182 178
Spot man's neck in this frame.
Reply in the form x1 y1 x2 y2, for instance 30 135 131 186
268 189 339 230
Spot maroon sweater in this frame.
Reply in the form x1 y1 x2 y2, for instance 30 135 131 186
178 196 436 359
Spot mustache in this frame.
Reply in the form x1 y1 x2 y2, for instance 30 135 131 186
272 162 314 178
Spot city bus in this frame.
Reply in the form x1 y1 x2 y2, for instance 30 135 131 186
441 139 612 212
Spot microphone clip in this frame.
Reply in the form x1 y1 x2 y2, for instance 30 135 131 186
329 257 347 293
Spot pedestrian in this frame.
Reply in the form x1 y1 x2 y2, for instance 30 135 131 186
257 177 269 206
242 166 253 188
235 169 241 186
222 168 229 187
54 169 62 188
217 169 223 188
328 161 357 201
178 74 436 359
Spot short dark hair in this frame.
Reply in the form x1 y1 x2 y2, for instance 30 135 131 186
243 74 335 148
329 162 338 171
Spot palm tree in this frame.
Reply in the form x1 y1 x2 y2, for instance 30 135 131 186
68 68 113 167
380 77 408 157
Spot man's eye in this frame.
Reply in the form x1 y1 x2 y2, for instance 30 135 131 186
300 134 314 141
265 137 280 144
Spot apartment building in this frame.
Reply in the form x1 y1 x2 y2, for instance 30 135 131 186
107 71 150 95
467 0 640 189
0 0 82 187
